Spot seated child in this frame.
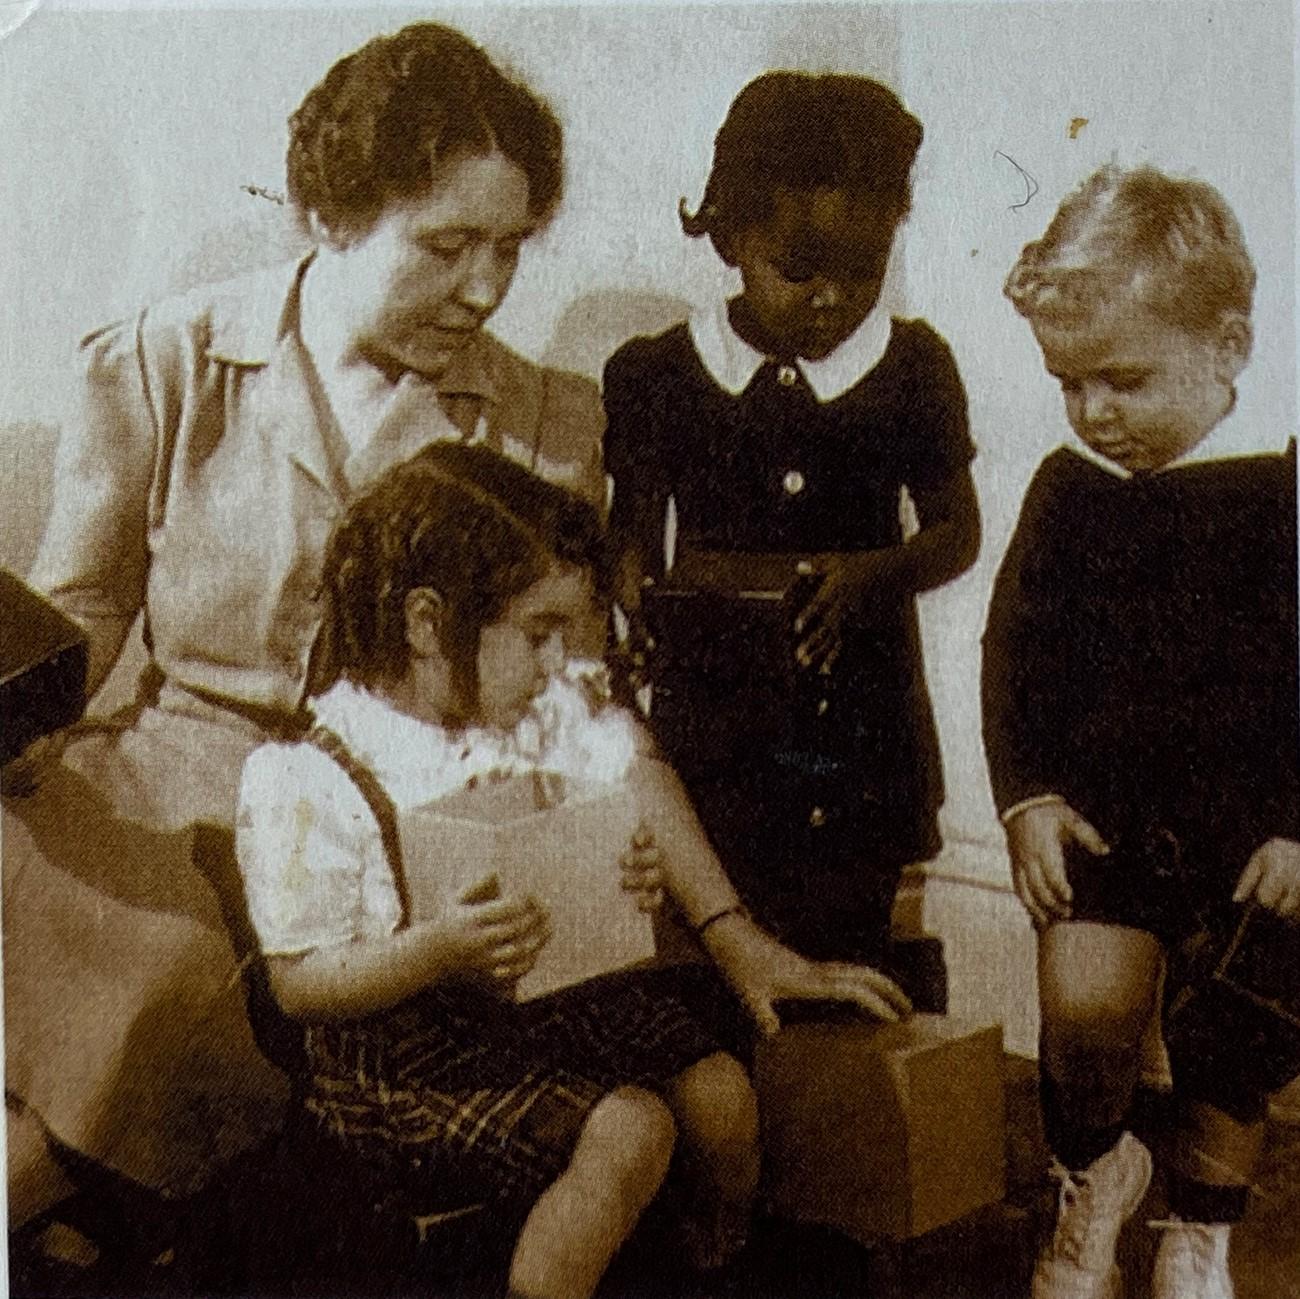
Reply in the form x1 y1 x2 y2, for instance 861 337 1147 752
604 71 979 968
983 164 1299 1299
236 443 909 1298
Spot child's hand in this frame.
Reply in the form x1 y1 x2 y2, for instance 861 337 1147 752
1004 800 1109 928
1233 838 1300 919
700 915 911 1036
620 822 666 913
794 551 897 673
426 891 551 986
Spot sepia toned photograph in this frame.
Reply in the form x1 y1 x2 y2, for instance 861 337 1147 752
1 0 1296 1295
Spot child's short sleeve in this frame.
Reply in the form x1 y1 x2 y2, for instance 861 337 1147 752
235 743 402 957
896 322 975 493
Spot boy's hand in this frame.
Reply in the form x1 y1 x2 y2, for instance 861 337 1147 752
794 551 897 673
620 822 666 913
429 890 551 986
1233 838 1300 920
1004 800 1109 928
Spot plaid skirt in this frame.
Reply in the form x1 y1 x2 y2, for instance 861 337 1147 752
303 965 721 1211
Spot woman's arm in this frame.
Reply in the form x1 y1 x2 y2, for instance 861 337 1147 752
30 318 159 698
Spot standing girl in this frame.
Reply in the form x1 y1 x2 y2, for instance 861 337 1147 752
236 443 909 1297
604 72 979 966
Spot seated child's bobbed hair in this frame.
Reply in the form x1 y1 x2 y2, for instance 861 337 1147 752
1004 164 1255 334
681 70 923 254
316 444 608 707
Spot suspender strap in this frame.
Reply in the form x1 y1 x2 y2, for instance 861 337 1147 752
303 724 411 927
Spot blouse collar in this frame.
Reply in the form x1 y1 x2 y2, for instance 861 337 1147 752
308 665 638 810
688 298 893 404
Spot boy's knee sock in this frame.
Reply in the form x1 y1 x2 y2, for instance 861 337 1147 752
1165 1168 1249 1224
1040 1066 1130 1172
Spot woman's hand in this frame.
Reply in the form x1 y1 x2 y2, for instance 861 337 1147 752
1004 799 1109 928
620 821 666 914
1233 838 1300 920
793 551 897 673
423 885 551 987
701 914 911 1036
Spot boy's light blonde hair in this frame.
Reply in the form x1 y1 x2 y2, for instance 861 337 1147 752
1004 164 1255 334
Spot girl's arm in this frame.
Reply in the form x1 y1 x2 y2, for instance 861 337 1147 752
268 895 549 1021
627 751 911 1032
236 744 548 1022
794 467 980 670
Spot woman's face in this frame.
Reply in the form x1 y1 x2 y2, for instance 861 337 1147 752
340 150 535 379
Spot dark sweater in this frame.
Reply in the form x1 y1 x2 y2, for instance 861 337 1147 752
981 442 1299 874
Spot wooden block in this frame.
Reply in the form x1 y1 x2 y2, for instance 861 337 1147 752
757 1013 1007 1242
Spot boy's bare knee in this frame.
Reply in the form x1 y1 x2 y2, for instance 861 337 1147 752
1041 980 1154 1060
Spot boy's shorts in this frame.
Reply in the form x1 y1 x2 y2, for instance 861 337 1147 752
1062 828 1300 1120
1062 827 1204 948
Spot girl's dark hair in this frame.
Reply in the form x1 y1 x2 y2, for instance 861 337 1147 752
318 444 608 711
287 22 564 242
682 71 923 253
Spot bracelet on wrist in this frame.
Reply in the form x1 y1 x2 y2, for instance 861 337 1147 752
692 904 749 938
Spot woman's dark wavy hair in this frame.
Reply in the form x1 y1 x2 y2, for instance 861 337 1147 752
287 22 564 242
682 71 923 256
318 444 608 714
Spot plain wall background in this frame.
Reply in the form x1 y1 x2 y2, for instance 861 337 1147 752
1 0 1294 919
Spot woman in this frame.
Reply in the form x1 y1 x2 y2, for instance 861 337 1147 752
5 20 605 1234
6 19 907 1251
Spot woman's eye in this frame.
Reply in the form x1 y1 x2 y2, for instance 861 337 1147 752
1108 373 1147 394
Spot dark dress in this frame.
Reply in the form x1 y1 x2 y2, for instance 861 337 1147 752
604 318 974 962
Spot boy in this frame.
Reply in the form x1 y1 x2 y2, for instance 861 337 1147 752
982 164 1300 1299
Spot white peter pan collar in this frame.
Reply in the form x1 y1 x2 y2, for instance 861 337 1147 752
688 299 894 404
308 666 638 811
1064 402 1289 480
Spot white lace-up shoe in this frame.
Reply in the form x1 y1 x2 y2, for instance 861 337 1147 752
1151 1219 1234 1299
1032 1132 1154 1299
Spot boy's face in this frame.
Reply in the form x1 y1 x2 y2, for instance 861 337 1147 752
475 565 595 729
728 187 900 361
1032 292 1249 473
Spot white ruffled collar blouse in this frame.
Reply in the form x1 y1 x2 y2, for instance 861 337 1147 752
308 661 640 812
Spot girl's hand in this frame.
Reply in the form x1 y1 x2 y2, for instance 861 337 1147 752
793 551 897 673
1004 800 1109 928
426 889 551 986
1233 838 1300 920
701 915 911 1036
620 822 666 913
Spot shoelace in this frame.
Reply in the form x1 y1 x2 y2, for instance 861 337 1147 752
1048 1162 1096 1265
